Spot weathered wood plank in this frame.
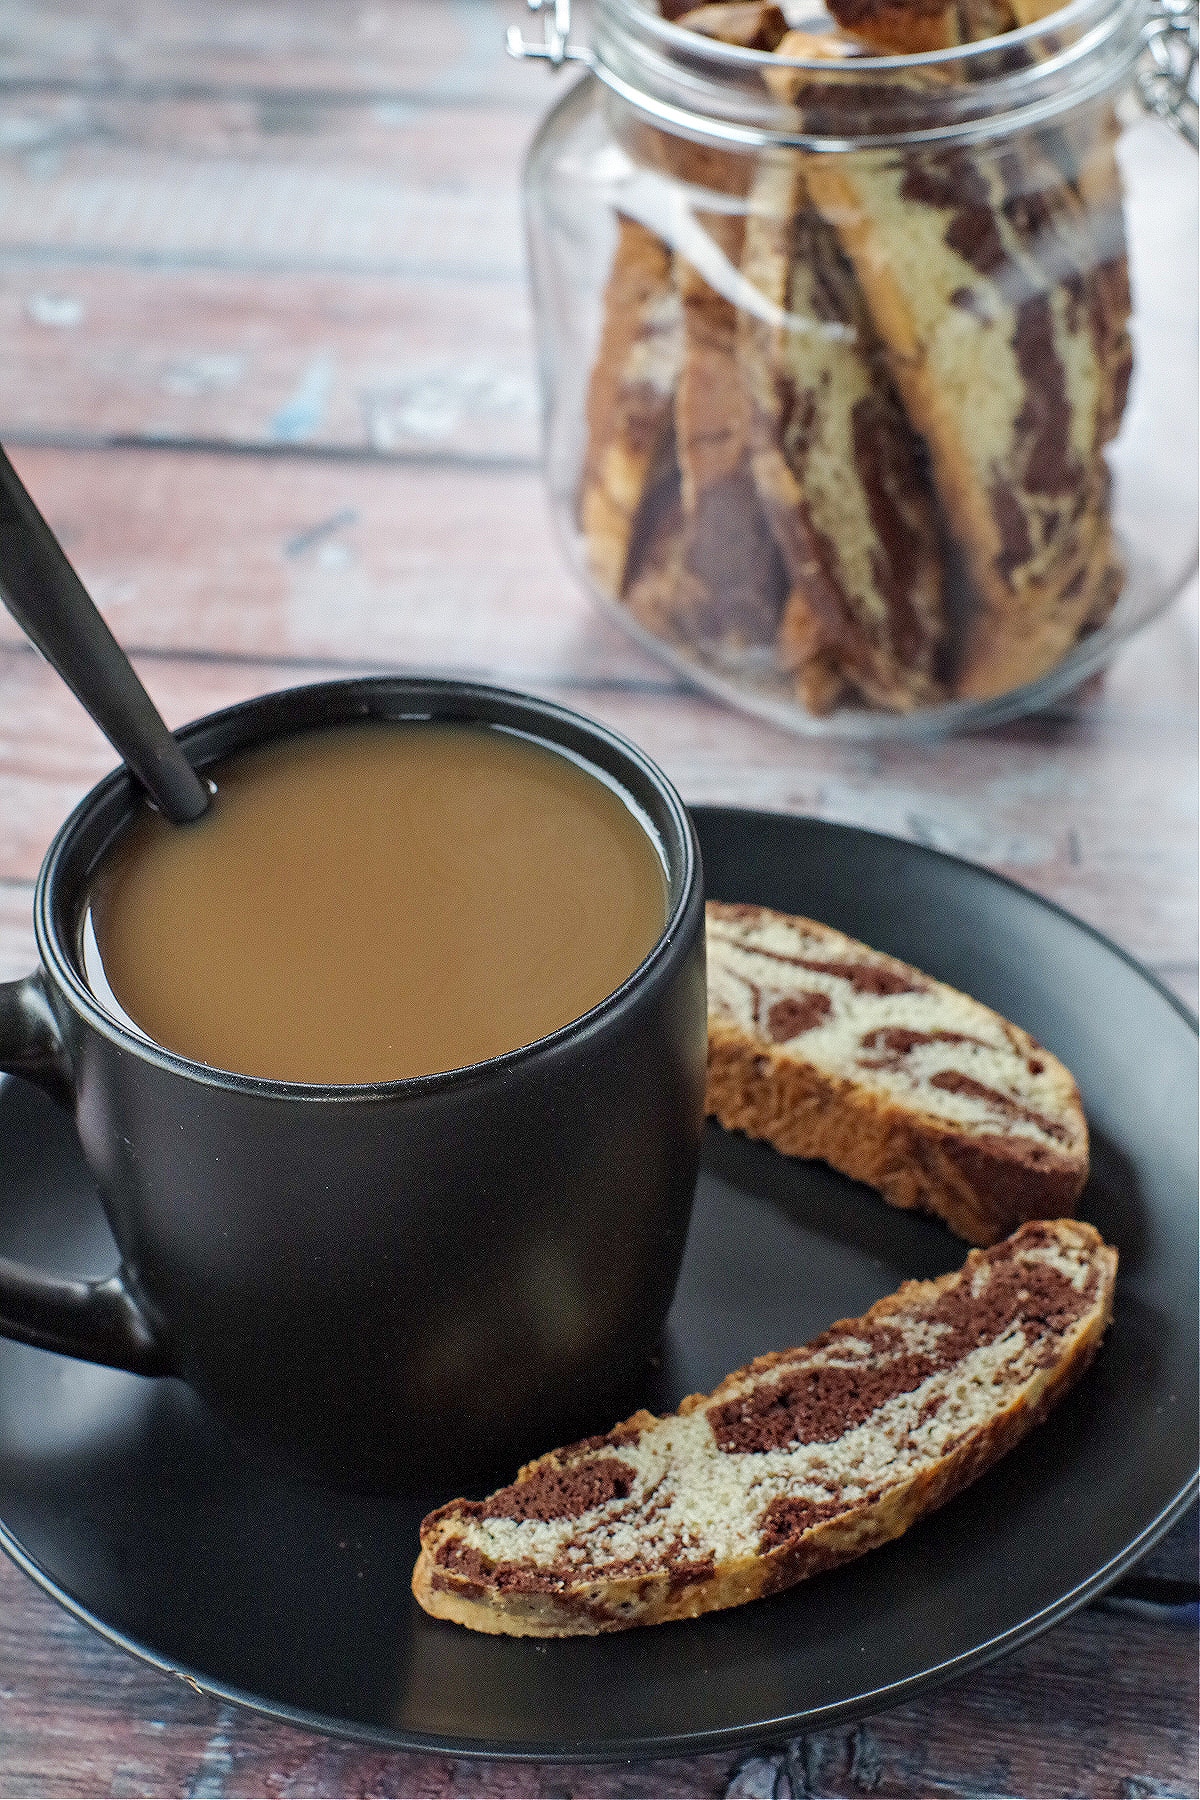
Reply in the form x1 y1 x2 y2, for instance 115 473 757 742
0 265 538 460
0 93 533 279
1 585 1195 976
0 1550 1193 1798
0 443 1193 711
723 1591 1199 1798
0 0 544 107
0 445 662 681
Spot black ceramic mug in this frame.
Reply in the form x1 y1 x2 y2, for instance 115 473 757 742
0 678 707 1486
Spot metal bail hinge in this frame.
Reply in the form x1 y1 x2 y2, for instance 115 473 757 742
1138 0 1199 148
506 0 594 68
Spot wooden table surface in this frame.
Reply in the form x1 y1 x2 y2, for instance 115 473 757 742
0 3 1196 1793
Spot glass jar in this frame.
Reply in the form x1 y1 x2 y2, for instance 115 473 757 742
513 0 1198 738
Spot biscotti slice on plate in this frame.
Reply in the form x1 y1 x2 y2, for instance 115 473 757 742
414 1220 1116 1636
706 900 1088 1245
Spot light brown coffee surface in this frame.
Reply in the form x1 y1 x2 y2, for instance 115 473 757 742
86 721 668 1083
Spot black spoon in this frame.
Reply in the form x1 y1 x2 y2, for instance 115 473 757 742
0 445 209 824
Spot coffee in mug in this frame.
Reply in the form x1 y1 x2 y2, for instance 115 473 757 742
0 679 706 1483
83 721 668 1084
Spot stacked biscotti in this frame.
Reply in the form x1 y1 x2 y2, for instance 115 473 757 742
414 909 1112 1636
579 0 1131 712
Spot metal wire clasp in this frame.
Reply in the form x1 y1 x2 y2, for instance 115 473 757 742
1138 0 1199 147
506 0 594 68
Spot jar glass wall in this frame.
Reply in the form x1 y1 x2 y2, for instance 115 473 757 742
520 0 1198 738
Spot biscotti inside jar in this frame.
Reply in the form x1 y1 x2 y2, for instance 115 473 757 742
577 0 1131 716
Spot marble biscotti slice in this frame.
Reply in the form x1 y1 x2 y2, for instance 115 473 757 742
580 215 684 598
706 900 1088 1245
766 33 1127 699
668 217 791 656
671 2 789 48
738 153 947 713
809 5 1133 460
413 1219 1116 1636
827 0 1019 53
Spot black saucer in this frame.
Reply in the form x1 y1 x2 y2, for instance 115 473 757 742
0 809 1196 1760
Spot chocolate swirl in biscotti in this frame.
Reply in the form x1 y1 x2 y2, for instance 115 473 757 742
413 1219 1117 1635
738 153 946 713
826 0 1019 54
670 2 790 49
764 26 1130 698
815 0 1132 453
704 900 1088 1245
626 213 790 658
580 216 685 599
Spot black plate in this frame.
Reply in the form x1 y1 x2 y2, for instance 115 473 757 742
1 810 1196 1760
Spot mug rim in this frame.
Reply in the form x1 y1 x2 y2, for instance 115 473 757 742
32 675 702 1102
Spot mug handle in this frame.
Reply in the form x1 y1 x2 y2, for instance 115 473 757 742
0 972 168 1374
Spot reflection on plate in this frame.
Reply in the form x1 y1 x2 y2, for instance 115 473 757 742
0 810 1195 1759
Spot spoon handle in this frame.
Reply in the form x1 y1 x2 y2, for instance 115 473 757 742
0 448 210 825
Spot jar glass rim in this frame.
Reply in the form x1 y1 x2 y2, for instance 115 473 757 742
591 0 1149 148
612 0 1135 70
